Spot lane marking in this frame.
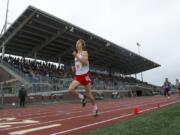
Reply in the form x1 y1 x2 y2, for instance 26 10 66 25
0 120 39 128
51 114 134 135
0 125 11 128
9 124 61 135
0 118 16 121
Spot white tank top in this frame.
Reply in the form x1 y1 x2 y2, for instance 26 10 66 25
75 52 89 75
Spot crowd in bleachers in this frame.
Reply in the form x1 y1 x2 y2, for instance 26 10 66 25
3 56 65 79
2 56 154 91
90 72 154 90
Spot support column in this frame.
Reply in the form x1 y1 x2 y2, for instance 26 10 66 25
140 72 143 82
58 57 61 67
34 52 37 64
1 44 5 60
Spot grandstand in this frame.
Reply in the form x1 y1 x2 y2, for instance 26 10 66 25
0 6 160 105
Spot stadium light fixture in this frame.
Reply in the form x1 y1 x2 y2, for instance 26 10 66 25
136 42 143 82
136 42 141 47
136 42 141 55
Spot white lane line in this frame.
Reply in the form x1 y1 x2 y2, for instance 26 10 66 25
0 120 39 126
9 124 61 135
0 118 16 121
50 100 180 135
50 114 133 135
0 120 39 129
160 101 179 107
0 125 11 128
0 110 65 119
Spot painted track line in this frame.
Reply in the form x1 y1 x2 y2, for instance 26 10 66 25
9 124 61 135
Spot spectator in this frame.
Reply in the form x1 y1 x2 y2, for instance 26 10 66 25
18 85 27 107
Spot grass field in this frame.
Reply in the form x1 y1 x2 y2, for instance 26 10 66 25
84 103 180 135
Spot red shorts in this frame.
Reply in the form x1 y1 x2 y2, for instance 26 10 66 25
74 72 91 86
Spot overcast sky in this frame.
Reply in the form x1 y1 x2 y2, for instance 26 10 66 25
0 0 180 86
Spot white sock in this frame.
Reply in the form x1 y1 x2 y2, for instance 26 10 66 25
78 93 84 100
93 104 98 111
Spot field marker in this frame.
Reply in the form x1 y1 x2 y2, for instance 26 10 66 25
9 124 61 135
0 120 39 128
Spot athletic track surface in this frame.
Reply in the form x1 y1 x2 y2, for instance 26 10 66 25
0 95 180 135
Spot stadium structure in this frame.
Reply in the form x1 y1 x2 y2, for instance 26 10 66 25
0 6 160 105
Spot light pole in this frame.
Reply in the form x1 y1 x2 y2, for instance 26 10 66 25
1 0 10 60
136 42 143 82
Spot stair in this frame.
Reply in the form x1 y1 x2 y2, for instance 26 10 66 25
0 59 31 87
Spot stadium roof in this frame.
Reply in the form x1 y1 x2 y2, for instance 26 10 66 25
0 6 160 75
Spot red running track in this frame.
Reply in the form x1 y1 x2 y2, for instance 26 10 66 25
0 95 180 135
